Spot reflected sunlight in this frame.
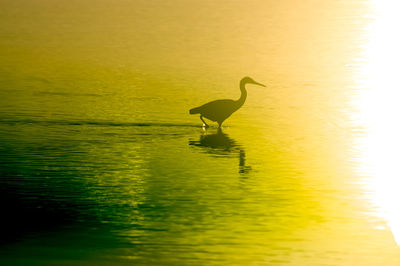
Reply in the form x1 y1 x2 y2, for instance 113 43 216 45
355 0 400 246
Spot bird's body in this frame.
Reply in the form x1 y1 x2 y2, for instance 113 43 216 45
189 77 265 128
190 99 239 125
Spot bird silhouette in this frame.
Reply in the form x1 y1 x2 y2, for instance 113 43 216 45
189 77 265 128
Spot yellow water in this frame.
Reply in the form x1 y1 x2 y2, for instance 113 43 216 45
0 0 399 265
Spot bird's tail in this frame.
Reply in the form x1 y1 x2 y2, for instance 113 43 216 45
189 106 201 114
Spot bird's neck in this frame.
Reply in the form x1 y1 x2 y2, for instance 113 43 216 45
235 80 247 108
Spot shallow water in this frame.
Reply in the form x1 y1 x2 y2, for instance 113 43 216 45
1 0 400 265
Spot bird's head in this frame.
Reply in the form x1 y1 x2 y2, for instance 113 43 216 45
241 76 266 87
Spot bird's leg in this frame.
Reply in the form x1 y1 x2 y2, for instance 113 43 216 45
200 115 209 128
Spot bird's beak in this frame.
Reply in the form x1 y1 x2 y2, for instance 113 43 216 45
254 81 266 87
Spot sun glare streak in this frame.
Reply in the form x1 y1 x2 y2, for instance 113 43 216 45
355 0 400 246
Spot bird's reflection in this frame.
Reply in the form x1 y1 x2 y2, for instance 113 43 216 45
189 128 251 175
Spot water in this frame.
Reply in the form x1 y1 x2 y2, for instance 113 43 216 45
1 0 400 265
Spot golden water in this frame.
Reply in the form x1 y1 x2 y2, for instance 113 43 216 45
0 0 399 265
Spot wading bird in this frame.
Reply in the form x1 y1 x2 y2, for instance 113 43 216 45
189 77 265 128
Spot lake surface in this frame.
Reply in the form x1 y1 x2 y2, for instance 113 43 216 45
1 0 399 265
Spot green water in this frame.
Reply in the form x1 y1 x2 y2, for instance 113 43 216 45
1 0 399 265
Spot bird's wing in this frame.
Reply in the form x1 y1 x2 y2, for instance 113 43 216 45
198 99 238 119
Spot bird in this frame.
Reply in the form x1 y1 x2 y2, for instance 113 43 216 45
189 77 265 128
